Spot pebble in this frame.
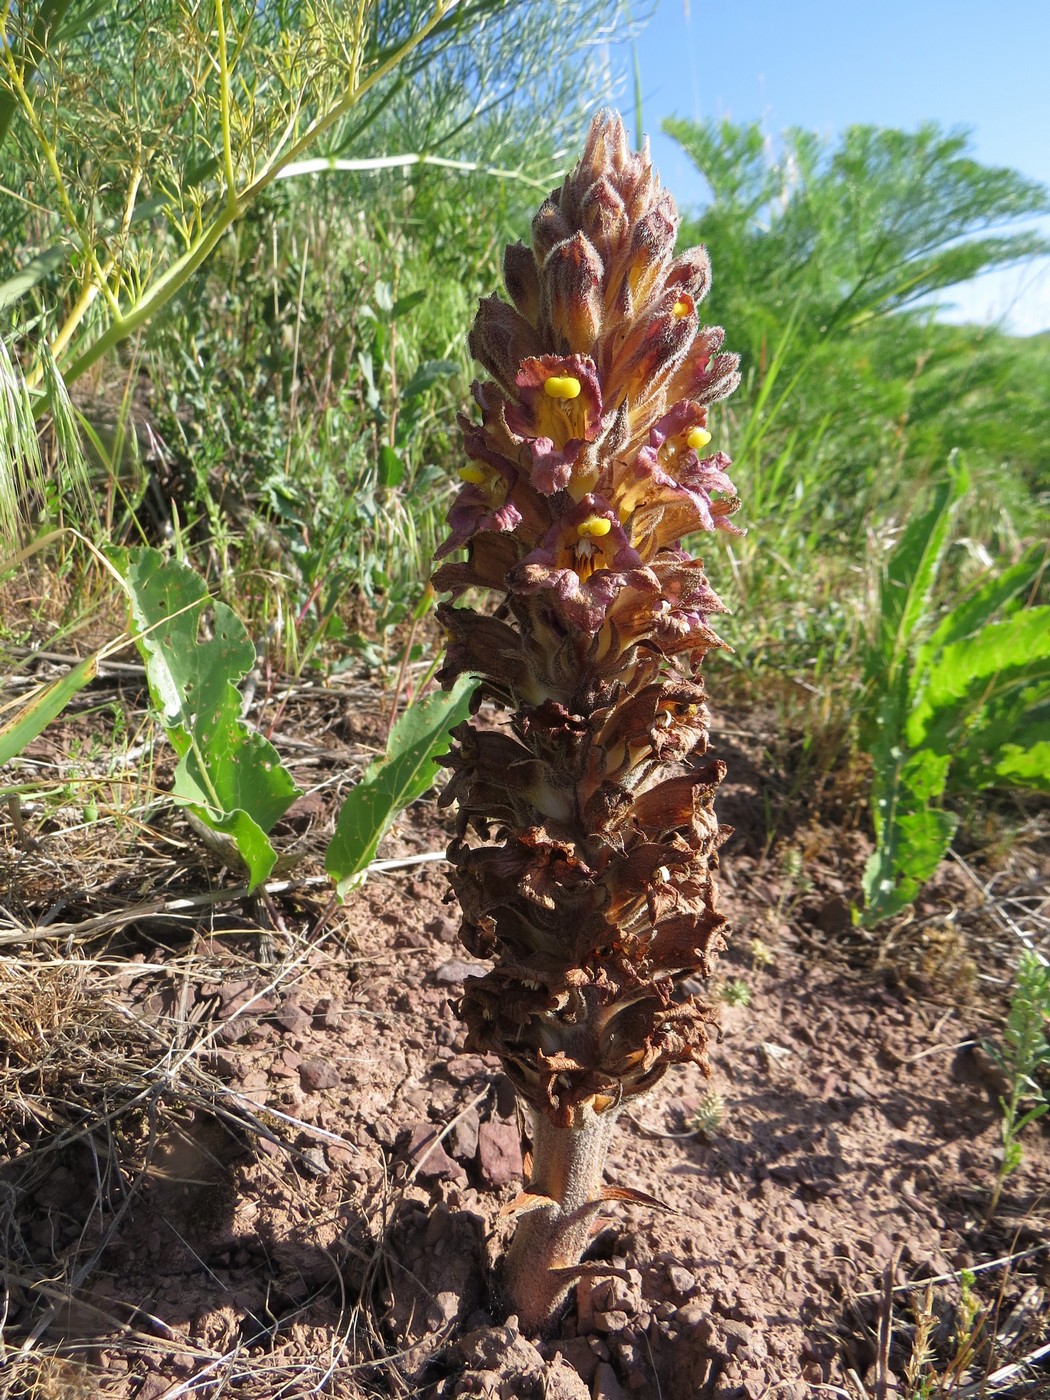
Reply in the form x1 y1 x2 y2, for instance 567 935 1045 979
299 1059 339 1092
433 958 487 984
402 1122 467 1184
593 1308 629 1333
449 1106 480 1161
592 1361 630 1400
666 1264 695 1294
477 1120 523 1187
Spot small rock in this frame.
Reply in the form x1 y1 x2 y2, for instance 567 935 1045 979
426 915 460 943
394 928 429 949
676 1304 711 1336
540 1358 591 1399
477 1119 523 1188
666 1265 695 1295
592 1361 630 1400
316 996 343 1029
296 1146 329 1177
450 1106 481 1161
275 995 310 1033
426 1289 461 1330
402 1123 467 1183
550 1336 599 1384
299 1059 339 1092
434 958 488 985
593 1309 629 1333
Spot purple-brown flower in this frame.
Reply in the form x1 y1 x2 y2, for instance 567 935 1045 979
433 110 742 1333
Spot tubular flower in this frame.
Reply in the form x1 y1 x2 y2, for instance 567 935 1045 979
432 111 742 1334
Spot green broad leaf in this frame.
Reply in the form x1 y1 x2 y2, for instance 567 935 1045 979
401 359 458 401
326 673 477 898
378 445 405 487
392 289 427 319
907 607 1050 748
862 803 958 925
994 738 1050 791
0 654 98 783
120 548 299 889
871 457 968 681
917 545 1049 666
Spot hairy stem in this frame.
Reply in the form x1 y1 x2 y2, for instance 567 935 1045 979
501 1106 619 1334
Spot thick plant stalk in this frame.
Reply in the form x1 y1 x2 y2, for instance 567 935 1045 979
433 111 742 1333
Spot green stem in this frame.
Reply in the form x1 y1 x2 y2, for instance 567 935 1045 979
501 1107 619 1334
0 0 73 155
31 0 454 404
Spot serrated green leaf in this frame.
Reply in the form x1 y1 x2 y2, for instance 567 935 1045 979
916 545 1049 667
862 804 958 925
326 674 476 897
120 548 299 889
907 608 1050 747
993 739 1050 791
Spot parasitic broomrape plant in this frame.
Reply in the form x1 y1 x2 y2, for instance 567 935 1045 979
433 111 742 1333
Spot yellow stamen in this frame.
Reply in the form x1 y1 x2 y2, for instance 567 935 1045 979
687 426 712 451
458 464 487 484
543 374 582 400
672 299 691 319
577 515 612 539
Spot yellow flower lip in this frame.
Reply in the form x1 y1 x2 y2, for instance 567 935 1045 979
687 426 712 451
543 374 582 401
577 515 612 539
672 299 691 319
458 464 487 484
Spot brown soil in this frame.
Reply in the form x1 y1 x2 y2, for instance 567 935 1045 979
2 673 1049 1400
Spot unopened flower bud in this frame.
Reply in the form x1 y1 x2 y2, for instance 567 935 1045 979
504 240 541 323
544 232 605 353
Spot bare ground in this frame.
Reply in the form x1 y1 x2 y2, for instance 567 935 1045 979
2 670 1049 1400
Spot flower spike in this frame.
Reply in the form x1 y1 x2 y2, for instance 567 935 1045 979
433 109 742 1334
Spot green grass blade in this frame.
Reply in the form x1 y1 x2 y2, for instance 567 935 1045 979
326 673 477 897
0 654 98 782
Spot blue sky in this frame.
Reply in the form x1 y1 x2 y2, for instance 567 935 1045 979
606 0 1050 334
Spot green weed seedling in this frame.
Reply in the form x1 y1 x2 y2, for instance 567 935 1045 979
718 978 752 1008
119 546 301 889
985 950 1050 1217
859 457 1050 925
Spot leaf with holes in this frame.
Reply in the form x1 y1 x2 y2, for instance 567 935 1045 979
119 548 299 888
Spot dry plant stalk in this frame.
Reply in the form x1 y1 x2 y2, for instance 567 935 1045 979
433 110 741 1332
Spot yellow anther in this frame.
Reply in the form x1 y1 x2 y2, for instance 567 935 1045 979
577 515 612 539
458 464 487 484
687 426 712 451
543 374 582 400
672 299 691 319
